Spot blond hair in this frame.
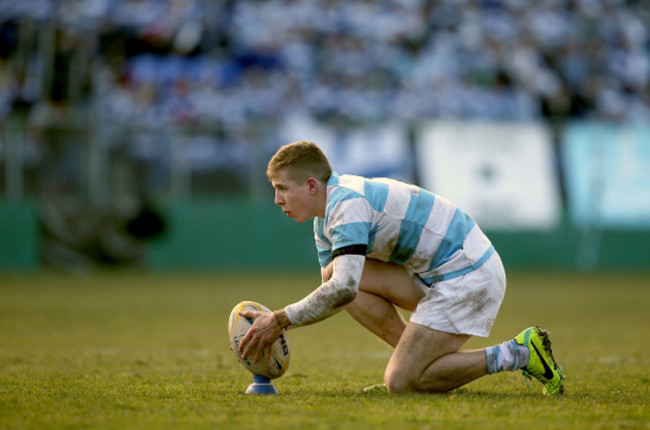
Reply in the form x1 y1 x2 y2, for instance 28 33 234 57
266 141 332 183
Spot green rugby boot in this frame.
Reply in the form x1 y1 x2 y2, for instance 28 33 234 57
514 326 565 395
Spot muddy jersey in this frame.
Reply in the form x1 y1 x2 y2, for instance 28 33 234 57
314 172 494 285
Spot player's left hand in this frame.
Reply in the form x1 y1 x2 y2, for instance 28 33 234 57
237 310 283 364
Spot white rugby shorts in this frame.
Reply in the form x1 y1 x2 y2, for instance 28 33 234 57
409 251 506 338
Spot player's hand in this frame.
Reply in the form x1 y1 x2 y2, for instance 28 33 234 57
237 310 283 364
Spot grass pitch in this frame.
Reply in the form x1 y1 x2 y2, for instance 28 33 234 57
1 270 648 429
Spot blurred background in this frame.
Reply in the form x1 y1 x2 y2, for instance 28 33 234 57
0 0 649 274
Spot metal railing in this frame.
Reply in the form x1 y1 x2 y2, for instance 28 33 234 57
0 114 271 204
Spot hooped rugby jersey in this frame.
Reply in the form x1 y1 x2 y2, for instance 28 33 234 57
314 172 494 285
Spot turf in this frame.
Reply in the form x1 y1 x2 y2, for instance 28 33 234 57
1 271 648 429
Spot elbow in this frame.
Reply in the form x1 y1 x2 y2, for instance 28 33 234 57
337 287 357 307
334 276 358 307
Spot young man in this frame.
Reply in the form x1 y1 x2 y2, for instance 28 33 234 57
238 141 565 394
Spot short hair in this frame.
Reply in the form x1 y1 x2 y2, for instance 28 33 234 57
267 141 332 183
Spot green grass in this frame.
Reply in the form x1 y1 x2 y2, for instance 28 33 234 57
1 270 648 429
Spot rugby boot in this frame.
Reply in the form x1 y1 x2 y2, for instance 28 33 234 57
514 326 565 395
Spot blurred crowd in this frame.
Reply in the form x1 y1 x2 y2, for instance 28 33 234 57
0 0 648 130
1 0 648 269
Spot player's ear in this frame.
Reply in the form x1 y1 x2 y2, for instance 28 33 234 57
306 177 319 193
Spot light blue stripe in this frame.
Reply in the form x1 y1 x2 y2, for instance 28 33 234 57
363 179 389 212
314 218 331 254
329 187 361 204
328 172 340 186
314 217 332 267
314 218 329 244
330 221 371 249
389 191 435 265
406 190 436 225
422 246 495 284
510 340 520 370
430 209 476 268
487 345 500 374
484 348 491 373
326 188 364 218
317 248 332 267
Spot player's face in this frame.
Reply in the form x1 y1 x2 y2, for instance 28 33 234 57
271 169 319 223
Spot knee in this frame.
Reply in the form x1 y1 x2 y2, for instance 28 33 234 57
384 368 418 394
384 366 453 394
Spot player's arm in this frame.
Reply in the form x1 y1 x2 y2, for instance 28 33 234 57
238 252 364 363
267 264 330 330
283 250 365 327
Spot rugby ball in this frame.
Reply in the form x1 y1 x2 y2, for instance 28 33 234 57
228 301 290 379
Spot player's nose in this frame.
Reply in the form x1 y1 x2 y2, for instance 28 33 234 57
274 190 284 206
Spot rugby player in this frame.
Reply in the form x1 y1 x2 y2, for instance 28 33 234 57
238 141 564 395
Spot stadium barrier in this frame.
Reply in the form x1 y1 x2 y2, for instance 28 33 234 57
3 198 649 272
0 199 39 270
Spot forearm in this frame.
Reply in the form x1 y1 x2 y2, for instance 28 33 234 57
284 254 364 327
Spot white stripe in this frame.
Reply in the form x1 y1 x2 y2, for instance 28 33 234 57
419 224 492 278
315 236 331 249
462 225 493 261
367 217 402 261
406 229 442 273
336 174 366 195
424 194 457 236
403 196 459 272
327 197 372 233
382 181 411 219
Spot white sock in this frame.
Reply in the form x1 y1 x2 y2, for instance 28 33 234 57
485 340 530 374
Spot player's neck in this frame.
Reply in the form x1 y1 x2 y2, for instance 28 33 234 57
314 184 327 218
